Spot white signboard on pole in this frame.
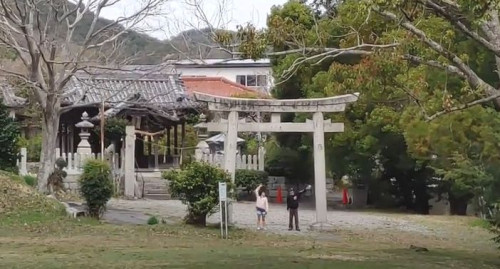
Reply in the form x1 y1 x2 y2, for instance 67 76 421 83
219 182 228 239
219 182 227 202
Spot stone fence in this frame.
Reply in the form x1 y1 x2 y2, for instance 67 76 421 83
200 153 262 171
17 147 123 176
54 148 122 174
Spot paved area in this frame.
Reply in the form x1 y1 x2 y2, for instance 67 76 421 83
106 199 432 235
103 208 152 225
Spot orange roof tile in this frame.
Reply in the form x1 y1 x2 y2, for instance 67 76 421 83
181 76 265 98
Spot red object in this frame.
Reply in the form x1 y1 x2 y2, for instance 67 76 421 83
182 77 264 98
342 188 349 205
276 186 283 203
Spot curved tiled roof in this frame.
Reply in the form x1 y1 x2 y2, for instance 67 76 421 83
65 71 194 108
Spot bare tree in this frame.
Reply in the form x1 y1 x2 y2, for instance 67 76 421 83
0 0 168 192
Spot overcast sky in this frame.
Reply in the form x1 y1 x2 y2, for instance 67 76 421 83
99 0 288 40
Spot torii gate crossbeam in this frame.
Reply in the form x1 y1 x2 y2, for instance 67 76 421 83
194 92 359 229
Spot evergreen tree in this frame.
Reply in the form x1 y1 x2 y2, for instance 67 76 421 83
0 101 20 172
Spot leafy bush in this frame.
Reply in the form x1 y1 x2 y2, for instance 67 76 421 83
235 169 268 194
147 216 159 225
79 160 114 219
93 117 127 143
23 175 37 187
166 162 231 226
17 135 42 162
0 101 20 172
47 158 67 193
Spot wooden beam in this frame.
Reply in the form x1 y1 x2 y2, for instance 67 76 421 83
199 122 344 133
167 126 171 156
174 124 178 155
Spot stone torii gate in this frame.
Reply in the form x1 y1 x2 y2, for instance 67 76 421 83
194 92 359 228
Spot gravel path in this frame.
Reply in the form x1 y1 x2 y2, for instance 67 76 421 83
107 199 431 236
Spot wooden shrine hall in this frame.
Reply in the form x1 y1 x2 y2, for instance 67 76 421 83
56 70 198 170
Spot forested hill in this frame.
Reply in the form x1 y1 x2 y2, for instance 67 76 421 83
70 13 231 63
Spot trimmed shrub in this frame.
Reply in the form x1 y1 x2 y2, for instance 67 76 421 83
79 160 113 219
235 169 268 195
147 216 159 225
166 162 232 226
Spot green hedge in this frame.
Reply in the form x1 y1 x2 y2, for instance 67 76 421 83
235 169 268 194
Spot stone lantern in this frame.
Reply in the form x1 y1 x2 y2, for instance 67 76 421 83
193 113 209 161
194 113 208 141
75 111 94 155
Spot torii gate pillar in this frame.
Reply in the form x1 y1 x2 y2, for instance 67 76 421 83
224 111 239 182
194 92 359 229
312 111 327 224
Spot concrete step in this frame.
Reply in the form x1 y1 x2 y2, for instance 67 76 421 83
144 185 168 190
145 189 168 195
144 183 167 188
140 177 166 181
144 181 167 185
140 178 164 183
144 194 171 200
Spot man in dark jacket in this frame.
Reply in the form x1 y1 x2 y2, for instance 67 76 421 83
287 185 311 231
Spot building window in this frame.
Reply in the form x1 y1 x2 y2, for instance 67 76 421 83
247 75 257 86
236 75 246 86
236 75 268 87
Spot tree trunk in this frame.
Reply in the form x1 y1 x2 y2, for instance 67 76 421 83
413 180 430 215
449 193 469 216
37 107 60 193
185 213 207 226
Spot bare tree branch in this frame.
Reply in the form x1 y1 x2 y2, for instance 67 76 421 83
403 54 465 77
420 0 500 58
428 92 500 121
374 7 500 98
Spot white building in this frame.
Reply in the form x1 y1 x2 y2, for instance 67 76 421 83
172 58 273 94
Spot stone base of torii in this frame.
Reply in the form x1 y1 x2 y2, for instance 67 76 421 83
194 92 359 229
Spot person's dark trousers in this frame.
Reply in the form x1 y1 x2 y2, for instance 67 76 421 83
289 208 299 229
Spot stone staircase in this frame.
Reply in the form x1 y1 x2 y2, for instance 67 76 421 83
136 172 171 200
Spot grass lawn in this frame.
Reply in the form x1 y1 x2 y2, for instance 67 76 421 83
0 212 498 269
0 173 498 268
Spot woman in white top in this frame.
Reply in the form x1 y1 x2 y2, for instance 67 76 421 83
255 184 269 230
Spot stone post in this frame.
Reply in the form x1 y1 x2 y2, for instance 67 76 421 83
258 135 266 171
19 147 28 176
195 141 209 161
153 136 159 171
124 125 136 198
312 111 328 227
